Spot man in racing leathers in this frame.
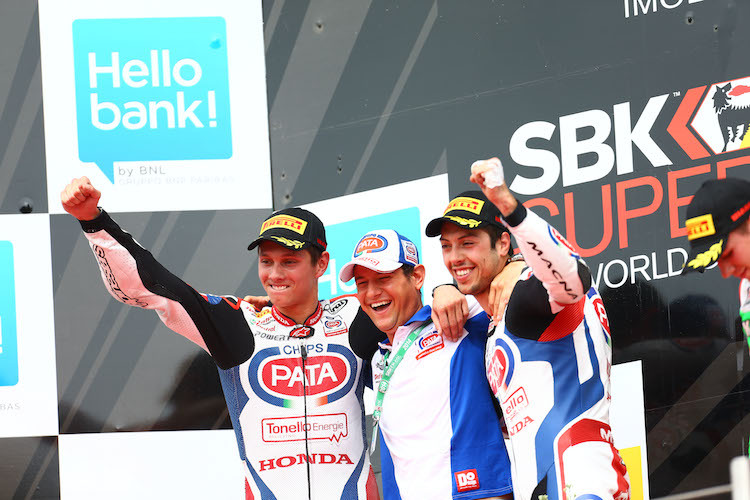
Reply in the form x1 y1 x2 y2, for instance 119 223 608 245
339 229 514 500
60 176 469 500
426 158 631 500
681 177 750 353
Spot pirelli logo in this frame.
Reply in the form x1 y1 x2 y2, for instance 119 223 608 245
686 214 715 241
261 215 307 235
444 197 484 216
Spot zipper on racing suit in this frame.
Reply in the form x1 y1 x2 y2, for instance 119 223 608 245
300 340 312 500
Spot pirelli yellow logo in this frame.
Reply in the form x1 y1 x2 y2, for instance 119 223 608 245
687 239 723 269
261 215 307 235
686 214 716 241
444 197 484 216
444 215 482 228
271 236 304 249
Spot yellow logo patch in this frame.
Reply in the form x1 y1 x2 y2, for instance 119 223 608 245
270 236 305 249
687 239 723 269
686 214 715 241
261 215 307 235
444 197 484 216
444 215 482 228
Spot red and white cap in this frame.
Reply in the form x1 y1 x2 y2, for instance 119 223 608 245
339 229 420 282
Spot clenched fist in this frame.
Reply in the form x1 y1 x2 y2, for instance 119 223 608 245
60 177 102 221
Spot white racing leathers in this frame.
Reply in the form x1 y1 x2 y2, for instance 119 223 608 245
485 203 630 500
79 211 383 500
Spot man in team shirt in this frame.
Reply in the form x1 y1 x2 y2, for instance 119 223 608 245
339 229 513 500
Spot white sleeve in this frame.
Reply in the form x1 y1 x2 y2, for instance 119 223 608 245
503 204 590 311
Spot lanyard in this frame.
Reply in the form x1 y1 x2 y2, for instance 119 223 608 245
370 322 431 454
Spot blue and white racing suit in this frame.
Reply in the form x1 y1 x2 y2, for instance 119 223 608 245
485 203 630 500
372 296 513 500
79 211 384 500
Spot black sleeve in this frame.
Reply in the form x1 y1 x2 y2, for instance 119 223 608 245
80 210 255 370
504 277 556 341
349 307 387 362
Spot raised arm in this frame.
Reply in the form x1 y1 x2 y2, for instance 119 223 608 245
61 177 254 369
471 158 591 312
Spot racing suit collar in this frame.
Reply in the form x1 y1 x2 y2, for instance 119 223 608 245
271 302 324 327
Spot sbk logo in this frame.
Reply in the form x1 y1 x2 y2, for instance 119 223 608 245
507 73 750 197
249 345 358 408
455 469 480 492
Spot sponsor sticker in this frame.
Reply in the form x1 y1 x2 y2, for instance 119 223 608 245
258 453 353 471
323 317 347 337
415 332 444 360
325 298 348 315
503 387 529 422
445 197 484 215
261 413 349 443
261 214 307 235
592 297 611 337
508 415 534 436
250 345 356 408
354 235 387 256
486 340 514 396
455 469 480 492
686 214 716 240
289 326 314 339
402 240 419 265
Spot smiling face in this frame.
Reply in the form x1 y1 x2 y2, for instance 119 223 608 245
354 265 425 340
439 223 509 309
718 219 750 280
257 241 328 320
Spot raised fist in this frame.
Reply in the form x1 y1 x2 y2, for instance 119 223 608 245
60 177 102 221
469 157 505 189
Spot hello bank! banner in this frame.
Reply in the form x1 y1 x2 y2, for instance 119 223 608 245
39 0 272 214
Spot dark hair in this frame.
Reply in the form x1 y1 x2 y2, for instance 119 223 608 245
306 246 323 264
480 225 513 257
401 264 415 278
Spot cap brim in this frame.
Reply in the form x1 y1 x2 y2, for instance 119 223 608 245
425 217 447 237
247 234 312 251
425 216 493 237
681 235 727 274
339 257 404 283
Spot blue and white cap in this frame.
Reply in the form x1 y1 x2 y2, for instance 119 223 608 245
339 229 420 282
